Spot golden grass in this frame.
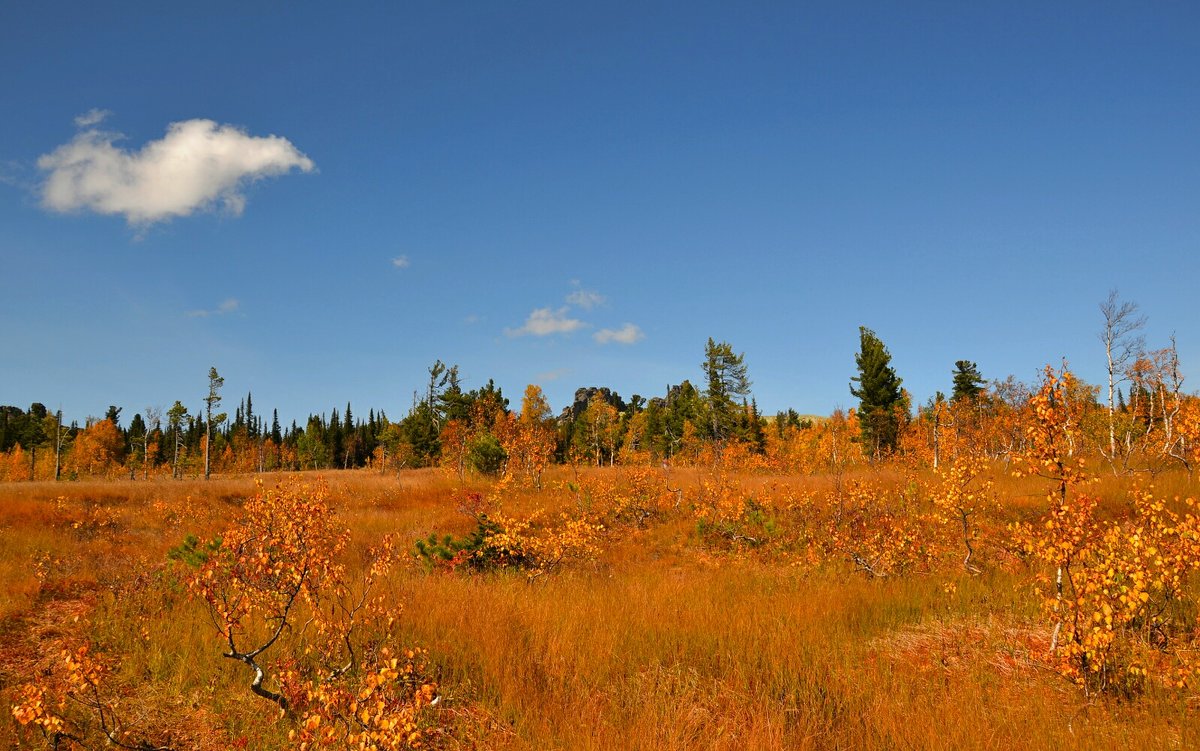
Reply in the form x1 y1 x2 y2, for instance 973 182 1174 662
0 465 1198 749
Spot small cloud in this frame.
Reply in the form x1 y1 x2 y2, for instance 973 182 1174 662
536 368 571 382
566 281 605 310
463 314 482 325
187 297 240 318
39 116 315 226
391 255 410 269
594 323 644 345
505 307 586 337
74 108 112 128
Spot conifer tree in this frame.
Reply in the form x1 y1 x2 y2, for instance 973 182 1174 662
204 367 226 480
951 360 985 402
702 338 751 442
849 327 904 458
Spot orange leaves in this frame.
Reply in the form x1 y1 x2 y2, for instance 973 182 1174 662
0 444 30 482
579 464 677 528
762 409 860 475
826 480 938 579
481 509 604 578
1012 368 1200 693
284 647 441 750
10 643 164 749
192 478 345 618
498 406 556 489
572 392 621 466
64 419 123 478
1015 367 1086 488
1017 488 1200 692
929 455 997 572
10 682 66 739
437 419 473 480
182 477 446 744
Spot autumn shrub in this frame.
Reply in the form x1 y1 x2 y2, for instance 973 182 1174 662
12 643 179 750
479 510 604 579
826 480 939 579
565 465 679 529
187 478 444 746
928 455 998 573
1015 488 1200 694
691 468 782 549
1013 368 1200 694
415 483 604 580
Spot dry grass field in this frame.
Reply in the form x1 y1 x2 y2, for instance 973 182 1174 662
1 465 1198 749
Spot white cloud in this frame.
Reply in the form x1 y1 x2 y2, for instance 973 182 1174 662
566 285 605 310
187 297 240 318
536 368 571 382
38 117 315 225
391 255 410 268
594 323 645 345
73 108 111 128
505 307 585 337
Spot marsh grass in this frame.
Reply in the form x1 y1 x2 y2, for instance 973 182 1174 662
1 465 1198 749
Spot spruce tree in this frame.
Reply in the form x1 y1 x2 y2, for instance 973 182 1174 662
849 326 904 458
246 392 256 438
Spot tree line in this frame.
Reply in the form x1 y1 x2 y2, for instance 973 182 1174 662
2 291 1196 480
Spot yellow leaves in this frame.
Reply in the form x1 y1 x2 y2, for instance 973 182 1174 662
1022 479 1200 693
290 647 440 750
10 641 137 745
476 492 604 576
10 684 60 732
189 479 351 642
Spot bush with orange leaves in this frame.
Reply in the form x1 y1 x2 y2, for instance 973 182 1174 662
1015 487 1200 694
573 465 679 529
190 479 444 747
826 479 939 579
1013 368 1200 694
281 648 440 750
415 479 603 579
928 455 996 573
690 468 783 549
479 509 604 580
12 644 175 751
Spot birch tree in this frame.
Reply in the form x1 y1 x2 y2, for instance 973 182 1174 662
1098 290 1145 467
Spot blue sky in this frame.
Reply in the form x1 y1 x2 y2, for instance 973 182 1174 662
2 2 1198 424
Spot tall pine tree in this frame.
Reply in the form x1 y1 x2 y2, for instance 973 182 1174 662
849 327 904 458
702 338 751 442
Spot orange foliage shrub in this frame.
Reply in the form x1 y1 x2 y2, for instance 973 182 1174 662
481 509 604 579
928 455 996 572
827 480 938 579
12 644 171 750
1013 368 1200 694
190 479 443 745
